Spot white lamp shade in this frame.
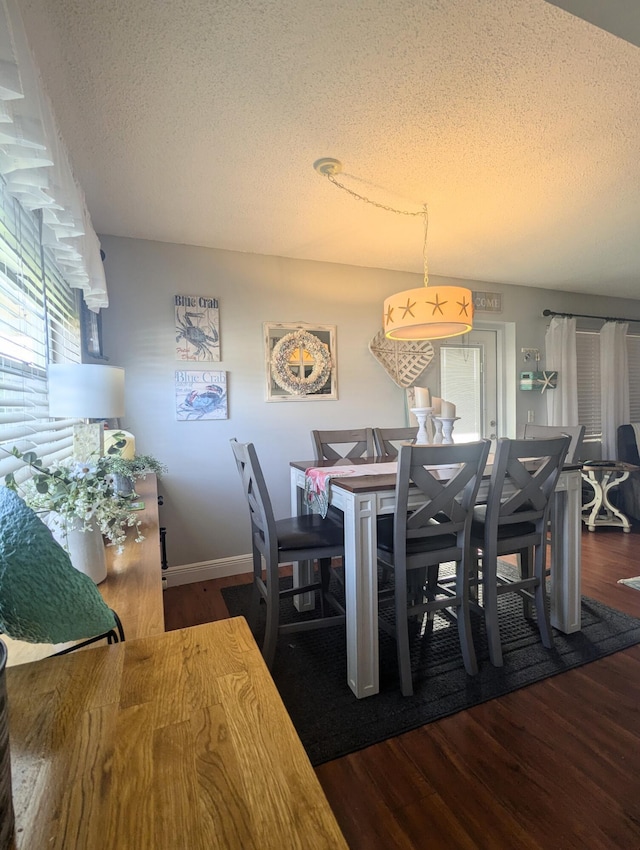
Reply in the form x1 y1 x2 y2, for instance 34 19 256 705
48 364 125 419
383 285 474 340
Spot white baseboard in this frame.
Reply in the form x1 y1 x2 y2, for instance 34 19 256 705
164 553 253 587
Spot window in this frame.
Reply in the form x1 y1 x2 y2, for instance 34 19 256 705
0 177 81 483
627 335 640 421
440 344 483 441
576 328 640 443
576 331 601 441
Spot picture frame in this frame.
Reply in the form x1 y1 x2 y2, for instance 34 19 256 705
80 298 106 360
175 294 220 362
175 369 228 420
264 322 337 402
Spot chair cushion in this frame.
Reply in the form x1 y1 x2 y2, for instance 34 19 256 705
470 505 537 540
275 513 344 552
376 514 457 554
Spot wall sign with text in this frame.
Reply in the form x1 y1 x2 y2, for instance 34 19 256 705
472 291 502 313
175 294 220 361
175 370 228 420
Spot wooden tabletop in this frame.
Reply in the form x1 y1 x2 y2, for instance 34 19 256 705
6 617 348 850
290 456 398 492
582 460 640 473
291 455 582 495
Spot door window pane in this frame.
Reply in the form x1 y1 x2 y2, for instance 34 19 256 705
440 346 482 442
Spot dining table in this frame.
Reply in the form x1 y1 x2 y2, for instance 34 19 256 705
290 455 583 699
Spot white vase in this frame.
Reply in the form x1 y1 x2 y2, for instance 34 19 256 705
50 517 108 585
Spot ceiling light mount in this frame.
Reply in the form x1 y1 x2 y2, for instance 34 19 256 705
313 157 473 341
313 157 342 177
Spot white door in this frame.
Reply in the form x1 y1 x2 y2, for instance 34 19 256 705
439 329 499 442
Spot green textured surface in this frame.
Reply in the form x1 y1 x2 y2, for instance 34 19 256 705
0 488 116 643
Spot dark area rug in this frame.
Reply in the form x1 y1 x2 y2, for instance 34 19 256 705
222 572 640 766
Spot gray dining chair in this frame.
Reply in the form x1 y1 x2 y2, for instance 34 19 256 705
376 439 491 696
469 435 570 667
373 426 418 458
311 428 374 461
230 439 345 668
523 423 585 463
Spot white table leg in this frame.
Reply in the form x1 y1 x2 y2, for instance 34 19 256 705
337 490 380 698
602 470 632 531
582 468 632 532
550 468 582 633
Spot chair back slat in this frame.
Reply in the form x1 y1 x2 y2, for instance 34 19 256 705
523 423 585 463
312 428 374 461
373 427 418 458
230 439 277 551
487 436 570 533
395 441 491 553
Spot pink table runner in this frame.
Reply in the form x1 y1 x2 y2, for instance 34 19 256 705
304 462 397 518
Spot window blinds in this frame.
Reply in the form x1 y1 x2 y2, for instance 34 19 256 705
576 328 640 442
0 178 81 483
576 331 601 440
627 335 640 423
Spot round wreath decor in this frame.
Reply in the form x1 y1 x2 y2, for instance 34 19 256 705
271 330 332 396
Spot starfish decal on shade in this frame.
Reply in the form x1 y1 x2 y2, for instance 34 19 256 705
401 297 417 318
426 294 447 315
457 297 471 316
384 305 394 326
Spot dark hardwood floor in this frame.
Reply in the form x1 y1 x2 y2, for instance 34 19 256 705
163 528 640 849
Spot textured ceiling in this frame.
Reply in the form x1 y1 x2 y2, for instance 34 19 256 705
15 0 640 298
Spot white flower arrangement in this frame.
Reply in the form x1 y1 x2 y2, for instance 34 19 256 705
270 330 332 395
4 451 144 552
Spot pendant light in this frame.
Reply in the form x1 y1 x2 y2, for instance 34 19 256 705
314 158 473 340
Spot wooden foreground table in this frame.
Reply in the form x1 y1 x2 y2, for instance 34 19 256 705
6 617 347 850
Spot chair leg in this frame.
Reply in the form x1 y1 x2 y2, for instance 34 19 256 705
261 553 281 670
249 546 262 632
468 550 480 605
533 543 554 649
422 564 439 634
519 547 534 619
394 565 414 697
456 559 478 676
319 557 332 617
262 590 279 670
482 545 503 667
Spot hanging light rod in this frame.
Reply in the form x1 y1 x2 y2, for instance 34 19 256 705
543 309 640 325
313 157 473 341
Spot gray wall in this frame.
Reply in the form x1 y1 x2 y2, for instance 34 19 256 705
98 234 640 568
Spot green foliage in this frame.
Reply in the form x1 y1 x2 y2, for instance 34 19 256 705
2 447 144 551
103 433 167 479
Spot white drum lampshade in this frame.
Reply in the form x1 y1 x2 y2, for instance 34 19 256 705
48 364 125 419
48 365 126 461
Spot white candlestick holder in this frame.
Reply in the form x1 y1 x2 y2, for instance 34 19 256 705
410 407 433 445
434 416 460 445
